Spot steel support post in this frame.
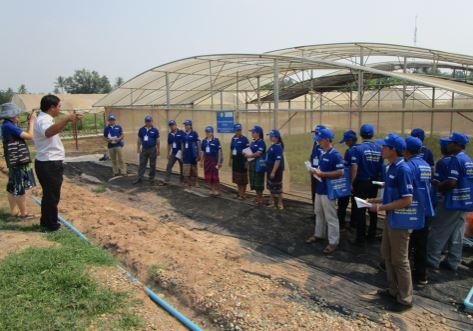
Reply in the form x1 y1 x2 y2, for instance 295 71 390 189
273 59 279 129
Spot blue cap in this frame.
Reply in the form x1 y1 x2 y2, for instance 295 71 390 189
144 115 153 122
234 123 242 131
267 129 281 138
410 128 425 141
314 128 334 141
444 132 469 146
360 124 375 137
311 124 327 133
405 136 423 153
183 120 192 126
107 114 116 121
168 119 176 126
0 103 22 119
249 125 263 134
205 126 214 133
339 130 357 144
376 133 406 153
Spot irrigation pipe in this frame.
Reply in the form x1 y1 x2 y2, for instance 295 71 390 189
32 196 203 331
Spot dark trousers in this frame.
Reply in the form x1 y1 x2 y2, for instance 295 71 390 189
337 195 354 228
138 147 157 179
35 160 63 229
311 175 317 217
410 218 430 280
165 155 183 182
353 179 378 242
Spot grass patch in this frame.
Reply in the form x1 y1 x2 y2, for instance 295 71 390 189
0 228 143 330
91 184 107 194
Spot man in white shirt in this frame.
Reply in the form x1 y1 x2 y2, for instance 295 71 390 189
33 95 82 231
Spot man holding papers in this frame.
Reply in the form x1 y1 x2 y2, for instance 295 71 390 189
164 120 185 184
367 133 416 312
305 128 344 255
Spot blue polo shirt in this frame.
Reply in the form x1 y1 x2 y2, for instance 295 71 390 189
230 135 249 155
250 138 266 155
343 144 359 167
310 142 322 167
383 158 417 229
182 130 200 164
201 137 221 157
168 129 185 156
104 124 124 148
447 151 473 182
419 146 434 167
1 120 23 140
138 126 159 148
445 151 473 210
352 140 383 181
406 155 435 217
434 156 452 182
266 143 284 170
316 147 344 195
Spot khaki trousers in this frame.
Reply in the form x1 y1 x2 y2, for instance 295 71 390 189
109 147 127 175
381 221 413 305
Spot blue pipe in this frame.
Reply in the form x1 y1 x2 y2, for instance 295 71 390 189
32 196 203 331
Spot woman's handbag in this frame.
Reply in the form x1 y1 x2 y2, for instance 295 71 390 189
3 134 31 167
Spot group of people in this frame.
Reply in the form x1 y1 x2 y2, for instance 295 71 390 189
2 96 471 314
106 115 286 207
305 123 472 312
1 95 82 232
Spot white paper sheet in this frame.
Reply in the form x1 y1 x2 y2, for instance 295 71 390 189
175 150 183 160
304 161 322 182
372 181 385 187
354 197 373 208
242 147 254 162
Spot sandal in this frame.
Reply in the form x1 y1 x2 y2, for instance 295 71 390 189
19 214 35 220
323 244 337 254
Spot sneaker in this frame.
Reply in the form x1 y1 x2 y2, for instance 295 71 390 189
439 260 456 272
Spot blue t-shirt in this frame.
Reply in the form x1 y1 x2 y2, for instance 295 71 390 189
1 120 23 141
447 151 473 182
434 156 451 182
104 124 124 148
138 126 159 148
316 147 344 195
266 143 284 170
230 135 250 155
352 140 383 181
182 130 200 164
419 146 434 167
406 155 435 217
249 138 266 156
201 137 221 158
343 144 359 167
168 129 185 156
310 142 322 167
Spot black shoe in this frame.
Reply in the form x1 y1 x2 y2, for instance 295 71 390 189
415 277 429 286
377 261 386 272
387 301 413 313
133 178 142 184
439 260 456 272
377 289 395 300
40 225 61 232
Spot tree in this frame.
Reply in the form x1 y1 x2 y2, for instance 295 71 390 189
114 77 124 89
0 88 14 104
58 69 112 94
54 76 66 93
17 84 28 94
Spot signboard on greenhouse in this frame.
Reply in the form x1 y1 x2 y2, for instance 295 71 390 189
216 111 235 133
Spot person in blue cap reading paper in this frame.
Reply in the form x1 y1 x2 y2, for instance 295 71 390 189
367 133 416 312
351 123 384 245
427 132 473 271
181 120 200 187
134 115 160 184
305 128 344 255
103 114 126 176
200 126 223 195
337 129 358 230
306 124 325 222
266 129 285 210
229 123 250 200
404 136 434 285
410 128 434 167
245 125 266 206
164 119 185 184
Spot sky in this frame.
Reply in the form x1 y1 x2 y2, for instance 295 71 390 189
1 0 472 93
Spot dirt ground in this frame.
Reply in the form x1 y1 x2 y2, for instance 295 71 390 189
53 158 473 330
